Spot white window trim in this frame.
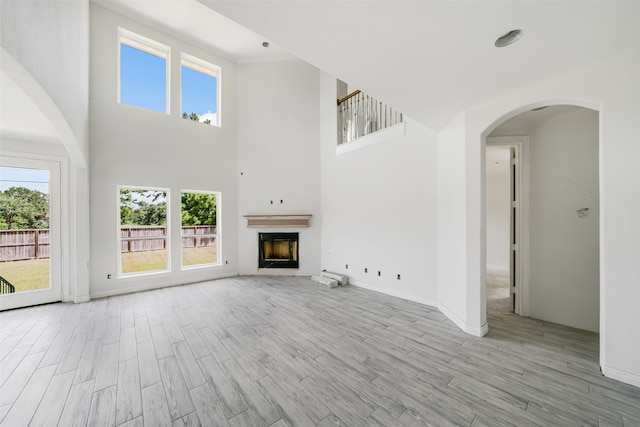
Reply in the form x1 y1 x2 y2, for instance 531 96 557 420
180 53 222 126
117 27 171 114
180 189 221 270
117 185 171 278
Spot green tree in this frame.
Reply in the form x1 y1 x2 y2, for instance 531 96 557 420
119 189 166 226
182 112 211 125
0 187 49 230
181 193 216 226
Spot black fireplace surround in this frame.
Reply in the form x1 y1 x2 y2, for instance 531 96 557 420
259 232 299 269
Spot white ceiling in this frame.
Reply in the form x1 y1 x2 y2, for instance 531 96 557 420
4 1 635 144
489 104 581 137
200 0 640 131
486 104 588 175
93 0 295 63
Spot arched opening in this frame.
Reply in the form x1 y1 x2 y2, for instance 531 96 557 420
483 103 600 334
0 49 80 308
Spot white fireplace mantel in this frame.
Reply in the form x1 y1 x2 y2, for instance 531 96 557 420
243 214 312 228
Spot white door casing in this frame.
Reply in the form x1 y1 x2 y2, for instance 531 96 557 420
486 136 530 317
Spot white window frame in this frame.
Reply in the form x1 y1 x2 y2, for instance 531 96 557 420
0 155 64 310
117 185 171 278
117 27 171 114
180 190 221 270
180 53 222 126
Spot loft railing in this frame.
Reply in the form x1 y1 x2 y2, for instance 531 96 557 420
337 90 403 145
0 275 16 294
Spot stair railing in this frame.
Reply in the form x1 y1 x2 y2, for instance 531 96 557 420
0 275 16 294
337 90 403 145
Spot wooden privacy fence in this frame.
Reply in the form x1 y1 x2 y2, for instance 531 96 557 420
181 226 217 249
0 229 50 262
0 226 217 262
120 226 217 253
121 226 167 253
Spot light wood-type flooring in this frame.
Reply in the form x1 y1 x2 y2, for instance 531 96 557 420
1 276 639 426
486 269 511 313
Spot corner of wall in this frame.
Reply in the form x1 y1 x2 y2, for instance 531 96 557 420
438 301 488 337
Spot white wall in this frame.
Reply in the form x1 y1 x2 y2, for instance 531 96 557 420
455 50 640 387
321 73 438 306
437 112 485 333
236 60 321 276
0 1 91 303
89 5 239 297
485 164 510 271
0 0 89 165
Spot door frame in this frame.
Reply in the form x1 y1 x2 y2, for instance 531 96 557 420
0 152 67 310
486 136 530 316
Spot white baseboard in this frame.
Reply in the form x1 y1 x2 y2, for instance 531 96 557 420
74 294 91 303
602 364 640 388
486 265 509 272
349 280 437 308
90 271 239 299
438 302 488 337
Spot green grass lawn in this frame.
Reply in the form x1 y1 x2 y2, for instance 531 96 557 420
0 247 219 292
0 259 50 292
182 246 217 267
121 250 168 274
121 246 218 273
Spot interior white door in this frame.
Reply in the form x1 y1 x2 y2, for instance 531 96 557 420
0 156 62 310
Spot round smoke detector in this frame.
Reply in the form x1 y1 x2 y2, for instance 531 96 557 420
495 29 523 47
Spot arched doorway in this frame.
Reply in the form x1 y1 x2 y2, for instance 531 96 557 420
483 105 600 333
0 52 72 309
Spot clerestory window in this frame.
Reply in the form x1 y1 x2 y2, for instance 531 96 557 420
181 53 221 126
118 28 170 114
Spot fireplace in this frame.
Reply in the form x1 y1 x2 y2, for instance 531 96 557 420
259 232 299 269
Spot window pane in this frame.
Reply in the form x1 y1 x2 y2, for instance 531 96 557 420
120 44 167 113
0 166 50 292
119 188 168 275
181 192 218 267
181 65 217 125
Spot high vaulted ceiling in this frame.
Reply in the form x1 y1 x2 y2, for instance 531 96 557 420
99 1 640 131
93 0 295 63
201 1 640 131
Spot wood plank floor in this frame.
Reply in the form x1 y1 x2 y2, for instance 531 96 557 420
1 276 639 426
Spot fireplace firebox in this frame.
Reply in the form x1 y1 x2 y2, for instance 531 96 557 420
259 232 299 269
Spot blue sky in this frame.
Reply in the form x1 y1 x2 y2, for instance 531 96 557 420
0 166 49 193
181 66 216 117
120 44 166 113
120 44 216 117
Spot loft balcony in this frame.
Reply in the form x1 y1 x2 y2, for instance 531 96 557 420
337 90 404 146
